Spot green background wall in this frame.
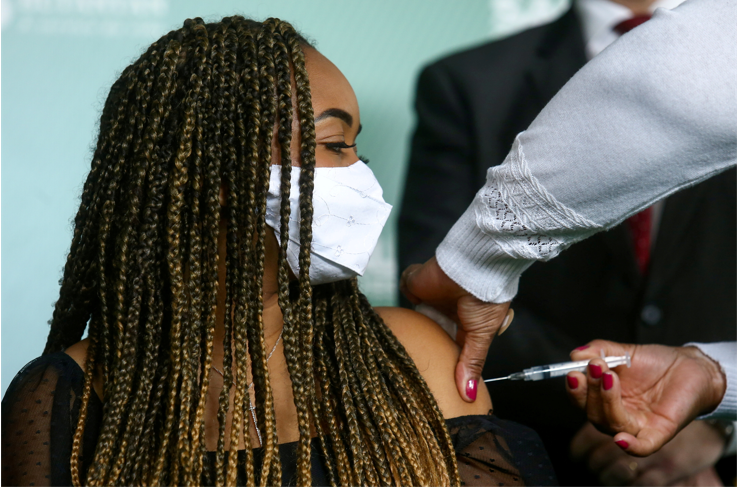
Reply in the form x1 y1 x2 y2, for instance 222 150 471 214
1 0 568 394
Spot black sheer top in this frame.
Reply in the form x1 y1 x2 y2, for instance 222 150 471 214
2 353 556 486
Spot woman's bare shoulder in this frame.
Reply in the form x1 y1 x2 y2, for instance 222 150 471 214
64 338 90 370
374 307 492 419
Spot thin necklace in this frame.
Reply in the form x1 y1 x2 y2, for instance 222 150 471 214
211 329 283 447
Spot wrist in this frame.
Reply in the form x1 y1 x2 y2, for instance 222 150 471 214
436 205 532 303
682 346 727 415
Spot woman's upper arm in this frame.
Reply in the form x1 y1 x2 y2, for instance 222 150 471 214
1 358 61 487
375 307 493 418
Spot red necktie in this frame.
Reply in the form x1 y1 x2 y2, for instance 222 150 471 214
627 207 653 274
614 15 654 274
613 15 651 35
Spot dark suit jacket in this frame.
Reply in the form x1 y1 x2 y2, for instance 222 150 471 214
398 7 737 485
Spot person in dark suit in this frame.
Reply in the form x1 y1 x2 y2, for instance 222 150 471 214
398 1 736 485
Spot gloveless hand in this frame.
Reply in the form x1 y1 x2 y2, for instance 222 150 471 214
400 257 512 402
566 339 726 457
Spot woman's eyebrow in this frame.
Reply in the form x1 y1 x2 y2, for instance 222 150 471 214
315 108 353 127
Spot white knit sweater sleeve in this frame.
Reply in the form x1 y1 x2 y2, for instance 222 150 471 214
437 0 736 303
436 139 600 302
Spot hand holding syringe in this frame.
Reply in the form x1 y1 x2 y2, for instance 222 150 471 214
485 352 631 382
413 304 632 384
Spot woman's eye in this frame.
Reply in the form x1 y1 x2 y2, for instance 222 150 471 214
323 142 356 154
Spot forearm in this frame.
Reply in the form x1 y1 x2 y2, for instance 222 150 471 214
437 139 600 302
522 0 736 223
438 0 736 302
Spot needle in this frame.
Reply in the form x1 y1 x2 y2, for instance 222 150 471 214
484 375 513 383
482 353 631 383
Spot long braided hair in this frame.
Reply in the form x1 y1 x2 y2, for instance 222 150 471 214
44 16 460 486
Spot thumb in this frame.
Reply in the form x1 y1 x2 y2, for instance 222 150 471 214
455 297 511 402
399 263 423 305
400 257 466 308
455 334 490 403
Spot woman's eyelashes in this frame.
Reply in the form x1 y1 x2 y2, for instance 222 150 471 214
320 141 368 164
322 141 356 154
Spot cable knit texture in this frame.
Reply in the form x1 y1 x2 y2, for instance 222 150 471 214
476 138 601 257
437 137 601 303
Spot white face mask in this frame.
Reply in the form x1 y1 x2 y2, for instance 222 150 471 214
265 160 392 285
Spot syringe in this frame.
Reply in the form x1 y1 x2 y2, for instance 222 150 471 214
484 352 631 382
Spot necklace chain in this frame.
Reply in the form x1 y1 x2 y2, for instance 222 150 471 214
210 329 283 382
210 329 283 446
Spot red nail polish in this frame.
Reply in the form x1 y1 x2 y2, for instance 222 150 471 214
567 375 578 389
603 372 613 390
589 364 603 379
466 379 477 401
615 440 629 450
574 345 590 351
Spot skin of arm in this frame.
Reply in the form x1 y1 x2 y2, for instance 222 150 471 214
375 306 493 418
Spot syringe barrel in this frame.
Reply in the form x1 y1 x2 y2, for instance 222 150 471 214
521 355 631 381
605 353 631 369
522 360 590 380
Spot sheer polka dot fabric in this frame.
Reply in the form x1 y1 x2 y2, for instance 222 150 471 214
3 354 556 486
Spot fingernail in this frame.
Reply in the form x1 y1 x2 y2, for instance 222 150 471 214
404 265 418 281
603 372 613 390
567 375 578 389
466 378 477 401
498 309 515 336
589 364 602 379
615 440 629 450
574 345 590 351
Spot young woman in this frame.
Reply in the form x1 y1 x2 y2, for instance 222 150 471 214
1 17 554 486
